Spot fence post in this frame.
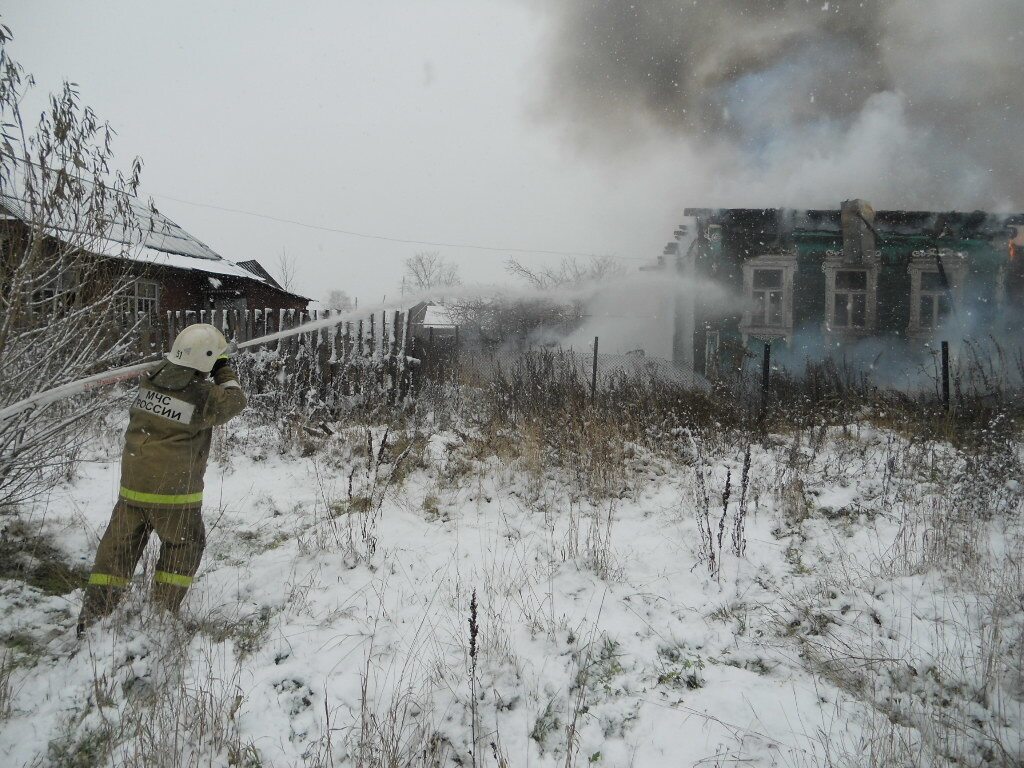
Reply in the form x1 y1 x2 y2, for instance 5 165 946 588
759 342 771 426
165 311 175 352
356 319 364 394
342 322 352 395
591 336 599 403
941 340 950 412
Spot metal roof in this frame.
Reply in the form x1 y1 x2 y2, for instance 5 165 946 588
0 190 276 283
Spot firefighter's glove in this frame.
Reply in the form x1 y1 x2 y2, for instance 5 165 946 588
211 355 231 375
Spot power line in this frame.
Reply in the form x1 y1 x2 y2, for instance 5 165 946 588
4 154 651 264
149 192 651 261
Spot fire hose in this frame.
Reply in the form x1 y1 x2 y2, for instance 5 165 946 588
0 310 372 425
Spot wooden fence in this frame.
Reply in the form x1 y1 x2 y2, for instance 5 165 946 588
130 308 421 408
135 308 407 354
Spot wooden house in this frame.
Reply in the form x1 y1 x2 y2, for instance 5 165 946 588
0 194 309 320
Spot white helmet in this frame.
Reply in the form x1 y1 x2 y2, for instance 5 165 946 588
167 323 229 373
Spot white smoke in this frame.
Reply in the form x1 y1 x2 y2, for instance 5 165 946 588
533 0 1024 210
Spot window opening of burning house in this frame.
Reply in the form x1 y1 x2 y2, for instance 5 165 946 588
907 250 966 335
832 269 868 329
752 268 784 327
741 253 796 341
917 271 949 330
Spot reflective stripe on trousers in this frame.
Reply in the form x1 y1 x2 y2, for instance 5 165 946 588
119 486 203 506
88 573 130 587
154 570 193 588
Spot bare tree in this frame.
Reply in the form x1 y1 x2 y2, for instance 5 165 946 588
403 251 460 293
505 255 623 290
275 248 299 292
0 25 145 509
325 290 354 312
445 256 625 348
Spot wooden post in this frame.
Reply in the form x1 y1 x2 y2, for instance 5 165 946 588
941 340 950 412
356 319 364 394
340 322 350 396
389 310 401 402
399 312 410 401
165 311 174 352
391 311 401 357
318 313 331 398
760 342 771 426
591 336 599 403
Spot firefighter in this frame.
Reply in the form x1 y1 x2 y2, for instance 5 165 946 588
77 324 247 635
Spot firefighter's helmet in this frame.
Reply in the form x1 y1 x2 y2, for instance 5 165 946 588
167 324 229 373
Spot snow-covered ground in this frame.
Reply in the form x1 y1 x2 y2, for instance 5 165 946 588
1 414 1021 767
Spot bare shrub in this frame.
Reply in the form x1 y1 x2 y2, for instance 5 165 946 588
0 650 13 721
114 659 258 767
0 26 144 510
779 433 1024 768
299 428 420 562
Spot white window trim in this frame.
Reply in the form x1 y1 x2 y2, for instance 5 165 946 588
906 249 967 337
740 252 797 343
822 252 880 336
127 279 161 316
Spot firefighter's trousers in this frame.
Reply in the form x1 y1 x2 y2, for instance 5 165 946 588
79 500 205 626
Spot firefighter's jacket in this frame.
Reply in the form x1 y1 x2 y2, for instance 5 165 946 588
119 360 246 508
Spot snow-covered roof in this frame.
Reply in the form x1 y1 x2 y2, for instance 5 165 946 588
0 189 285 286
132 246 261 279
422 304 456 328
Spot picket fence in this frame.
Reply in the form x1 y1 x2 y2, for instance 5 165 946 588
137 308 421 407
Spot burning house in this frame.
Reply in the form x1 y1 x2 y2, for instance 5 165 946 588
659 200 1024 381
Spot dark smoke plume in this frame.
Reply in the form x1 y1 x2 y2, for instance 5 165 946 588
536 0 1024 209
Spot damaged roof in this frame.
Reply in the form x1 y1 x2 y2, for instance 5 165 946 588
684 206 1022 241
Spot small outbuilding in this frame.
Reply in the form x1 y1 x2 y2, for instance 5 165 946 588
407 301 458 342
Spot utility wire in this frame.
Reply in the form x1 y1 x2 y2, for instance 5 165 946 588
5 154 651 262
149 192 650 261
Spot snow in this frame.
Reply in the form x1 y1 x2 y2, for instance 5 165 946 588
110 245 266 281
2 189 270 283
1 417 1020 766
422 305 456 328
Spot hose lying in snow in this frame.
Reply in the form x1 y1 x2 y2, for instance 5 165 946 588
0 309 377 425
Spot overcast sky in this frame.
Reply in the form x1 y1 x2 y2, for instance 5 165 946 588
8 2 1019 306
4 1 697 305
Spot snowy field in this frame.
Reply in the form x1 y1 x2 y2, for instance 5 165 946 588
1 410 1021 767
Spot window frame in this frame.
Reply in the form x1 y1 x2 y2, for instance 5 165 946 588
823 254 879 336
740 252 797 342
906 249 967 337
122 278 161 317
